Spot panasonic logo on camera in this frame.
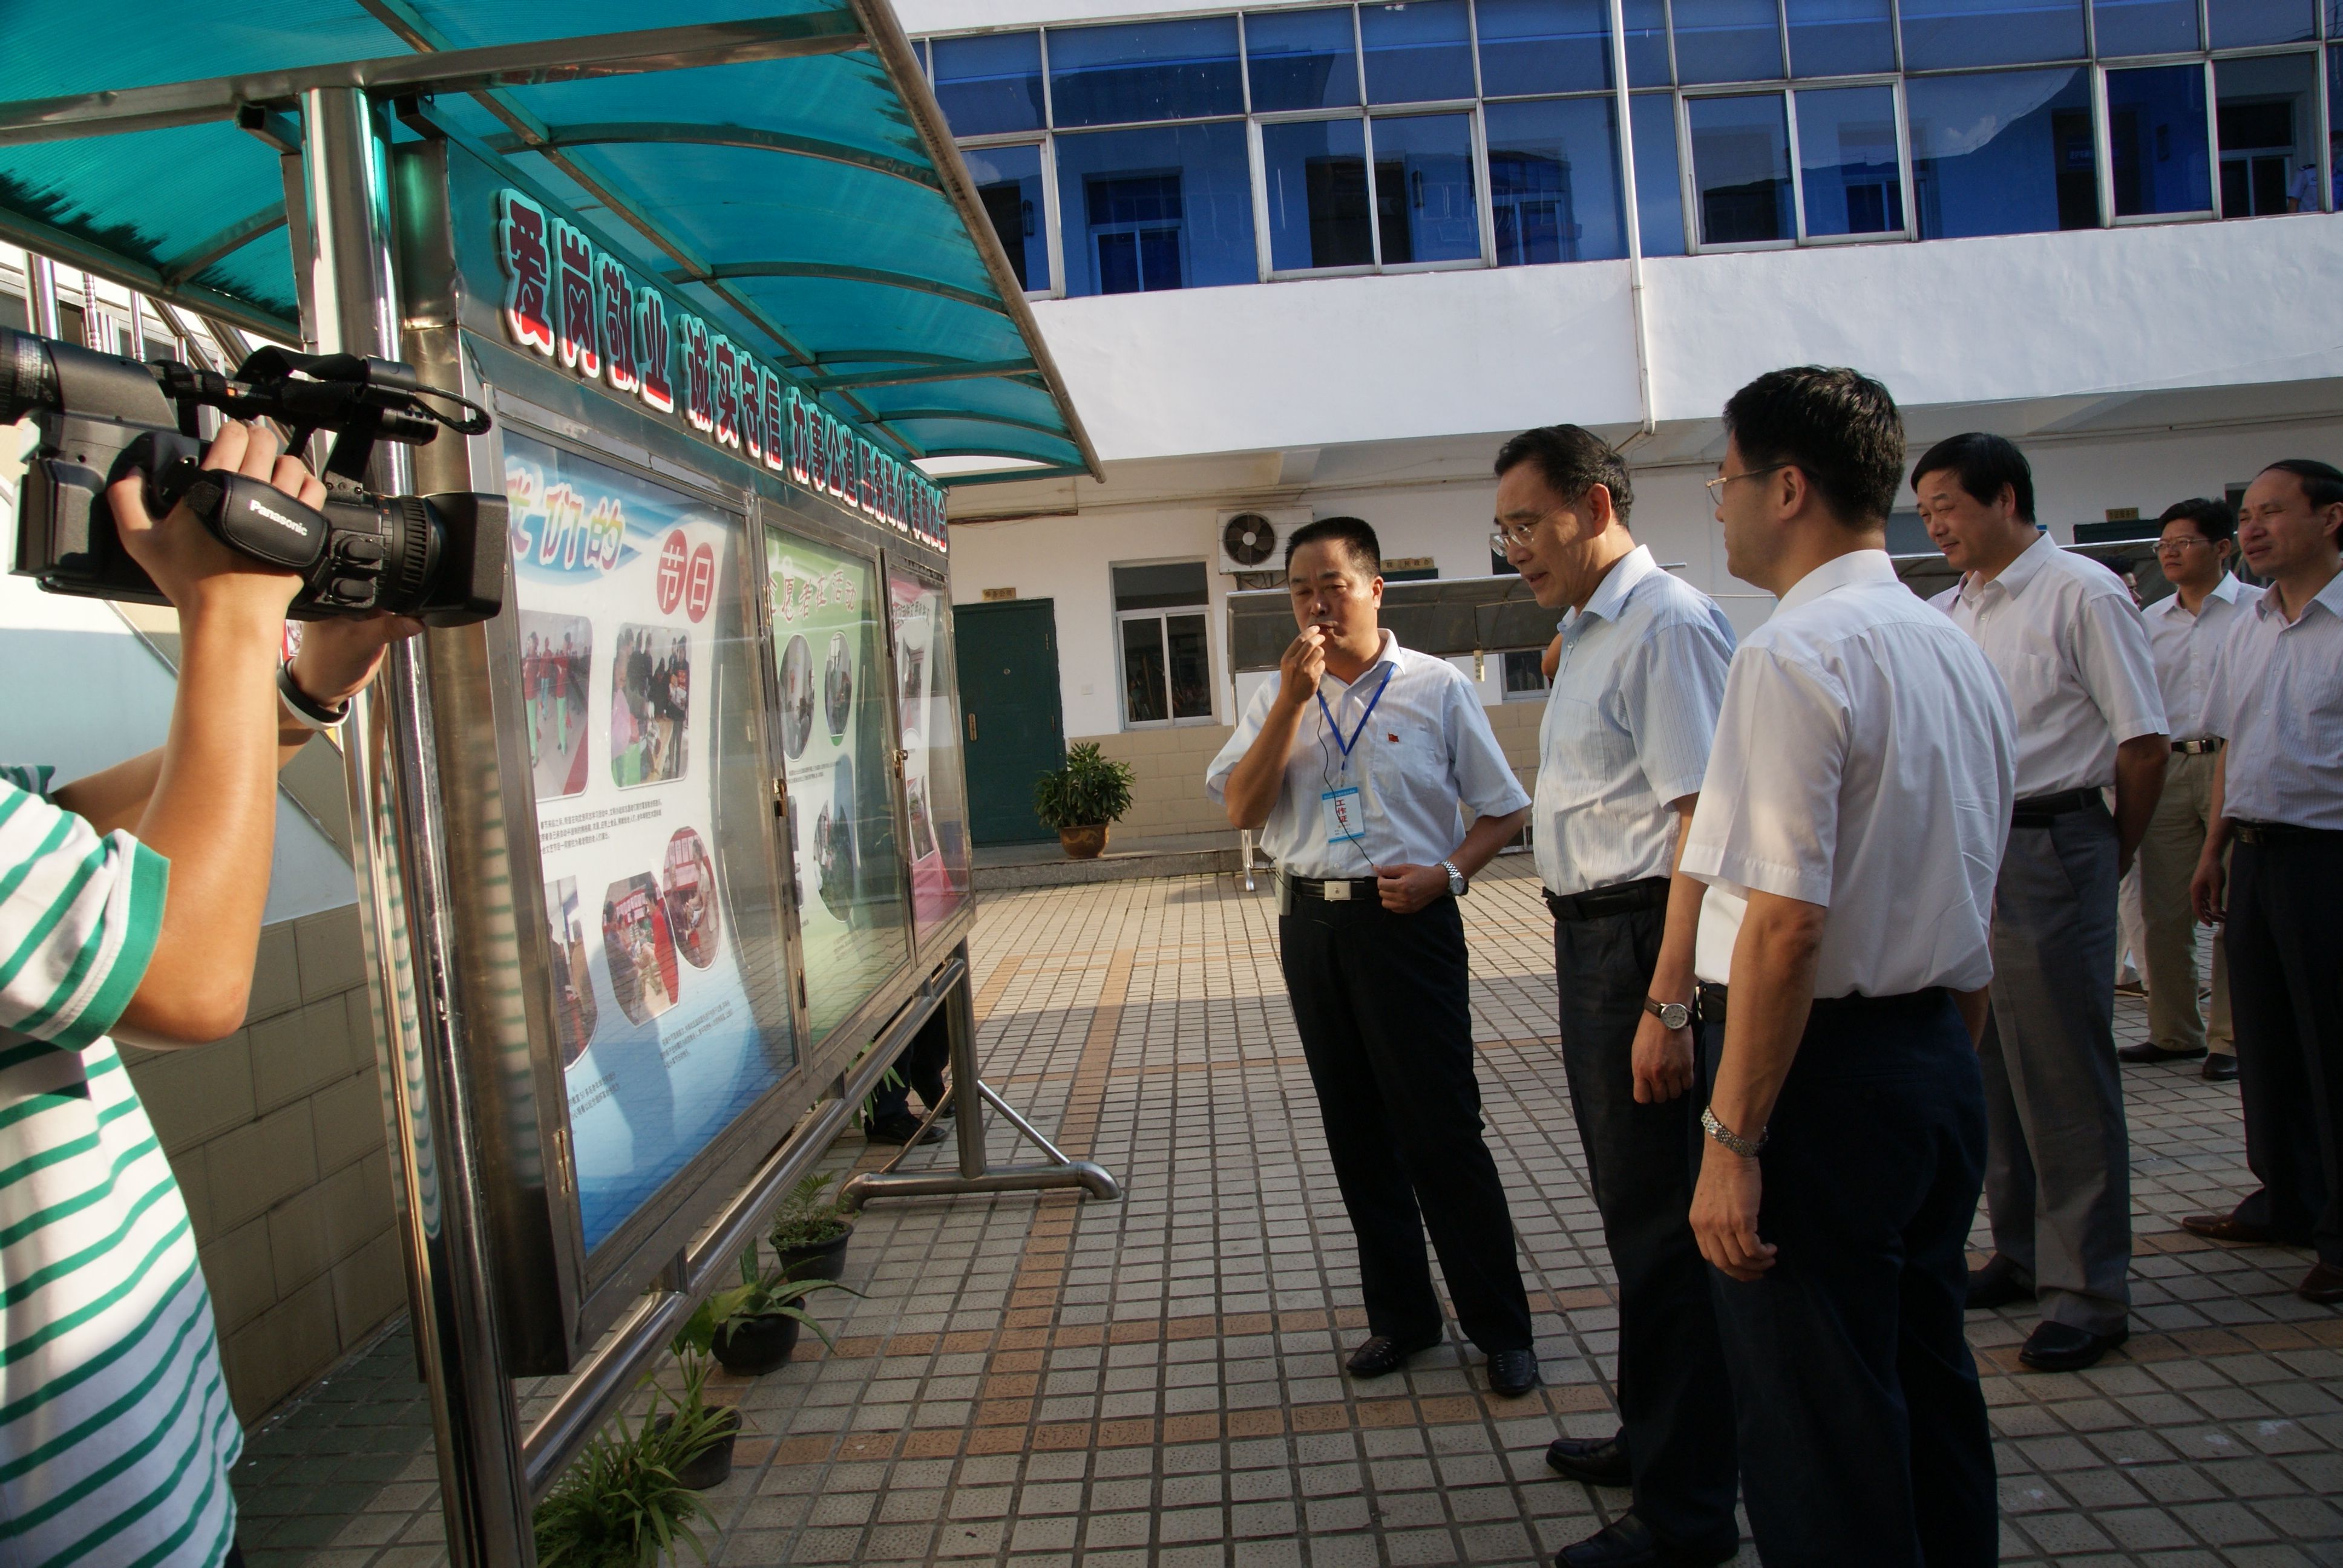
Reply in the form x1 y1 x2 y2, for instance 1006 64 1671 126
244 496 312 538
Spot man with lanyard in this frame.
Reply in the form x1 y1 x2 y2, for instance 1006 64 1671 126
1496 426 1739 1568
1917 433 2168 1373
2122 498 2260 1081
1689 367 2015 1564
2187 459 2343 1306
1208 515 1539 1396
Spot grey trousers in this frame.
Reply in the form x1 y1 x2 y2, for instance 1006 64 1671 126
1982 804 2133 1334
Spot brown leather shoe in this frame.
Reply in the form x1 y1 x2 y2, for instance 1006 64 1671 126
2299 1263 2343 1305
2180 1212 2310 1246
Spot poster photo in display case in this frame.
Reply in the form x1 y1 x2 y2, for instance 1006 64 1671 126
887 569 973 937
767 530 908 1041
505 432 798 1251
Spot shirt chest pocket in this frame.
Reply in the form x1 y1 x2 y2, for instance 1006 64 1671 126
1368 720 1446 808
1544 694 1634 791
2000 650 2069 724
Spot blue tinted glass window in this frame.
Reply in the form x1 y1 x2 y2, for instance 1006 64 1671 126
963 143 1052 292
1047 18 1244 127
1631 93 1689 252
1486 99 1627 262
1054 122 1258 295
1675 0 1787 83
1372 113 1483 260
1688 93 1794 241
1478 0 1613 96
1361 1 1477 103
931 33 1044 137
1901 0 2085 68
2207 0 2316 47
1797 85 1904 234
2093 0 2200 54
2108 65 2212 217
1908 68 2099 237
1627 0 1674 85
1263 117 1374 268
1247 7 1360 110
1788 0 1895 76
2215 53 2318 218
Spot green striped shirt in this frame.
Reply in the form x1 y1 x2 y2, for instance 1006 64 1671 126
1 779 240 1568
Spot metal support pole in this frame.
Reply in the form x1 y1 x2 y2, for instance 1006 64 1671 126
25 252 59 338
301 85 533 1568
839 940 1119 1212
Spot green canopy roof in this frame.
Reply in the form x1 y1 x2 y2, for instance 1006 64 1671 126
0 2 1096 483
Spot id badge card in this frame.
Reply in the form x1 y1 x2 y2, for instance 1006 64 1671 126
1322 786 1366 844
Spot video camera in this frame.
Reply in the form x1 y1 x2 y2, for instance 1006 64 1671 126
3 327 505 624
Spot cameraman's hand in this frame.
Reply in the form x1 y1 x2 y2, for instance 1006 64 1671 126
106 420 316 622
290 613 427 714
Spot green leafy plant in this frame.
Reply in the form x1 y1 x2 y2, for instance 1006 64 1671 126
534 1405 713 1568
1032 743 1136 830
704 1240 857 1345
768 1171 854 1253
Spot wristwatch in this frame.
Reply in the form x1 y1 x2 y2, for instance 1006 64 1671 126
1441 860 1468 897
1643 996 1691 1031
1702 1105 1768 1158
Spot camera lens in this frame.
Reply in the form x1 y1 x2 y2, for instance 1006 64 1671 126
0 328 61 426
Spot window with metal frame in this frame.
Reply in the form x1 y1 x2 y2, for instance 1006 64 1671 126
1112 562 1216 727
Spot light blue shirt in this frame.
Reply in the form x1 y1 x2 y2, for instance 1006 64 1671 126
1533 546 1735 897
1207 629 1530 880
2200 570 2343 831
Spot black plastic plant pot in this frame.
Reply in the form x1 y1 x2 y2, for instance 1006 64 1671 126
650 1407 742 1491
712 1312 801 1376
778 1230 851 1284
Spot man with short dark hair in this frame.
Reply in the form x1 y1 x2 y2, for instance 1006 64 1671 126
1918 431 2168 1373
1496 425 1739 1568
1206 516 1541 1395
1688 367 2013 1565
2122 498 2259 1080
2186 459 2343 1305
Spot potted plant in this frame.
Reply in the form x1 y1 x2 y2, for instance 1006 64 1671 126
534 1405 713 1568
1033 742 1135 860
646 1328 743 1492
704 1240 853 1376
770 1171 855 1283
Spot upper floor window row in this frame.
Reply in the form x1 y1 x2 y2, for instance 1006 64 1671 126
928 0 2339 135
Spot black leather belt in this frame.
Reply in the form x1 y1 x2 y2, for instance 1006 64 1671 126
2233 820 2338 846
1694 983 1950 1027
1543 876 1670 922
1283 872 1381 902
2011 788 2103 828
2172 738 2223 755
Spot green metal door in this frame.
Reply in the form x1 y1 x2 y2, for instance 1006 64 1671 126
955 599 1065 845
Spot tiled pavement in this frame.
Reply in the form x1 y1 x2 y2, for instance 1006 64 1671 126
235 862 2343 1567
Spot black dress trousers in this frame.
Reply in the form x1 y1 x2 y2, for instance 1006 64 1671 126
1280 892 1535 1353
1698 990 1997 1568
2226 829 2343 1264
1553 904 1737 1547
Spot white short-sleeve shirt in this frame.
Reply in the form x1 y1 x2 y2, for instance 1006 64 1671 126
1937 532 2166 795
2199 571 2343 831
1206 629 1531 880
1533 546 1735 896
2141 573 2261 742
1685 550 2017 997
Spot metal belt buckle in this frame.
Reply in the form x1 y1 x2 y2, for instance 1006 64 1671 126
1324 880 1351 901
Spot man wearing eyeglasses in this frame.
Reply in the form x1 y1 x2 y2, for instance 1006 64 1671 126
1917 433 2168 1375
2122 500 2259 1082
1495 426 1738 1568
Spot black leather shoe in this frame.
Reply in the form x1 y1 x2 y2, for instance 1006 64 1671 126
1345 1331 1441 1377
1486 1347 1541 1398
862 1112 945 1146
1967 1253 2035 1310
2117 1040 2206 1064
1545 1431 1631 1486
2201 1054 2238 1082
1556 1514 1737 1567
2019 1321 2128 1372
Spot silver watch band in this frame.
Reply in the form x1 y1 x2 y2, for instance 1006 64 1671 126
1702 1105 1767 1158
1441 860 1467 896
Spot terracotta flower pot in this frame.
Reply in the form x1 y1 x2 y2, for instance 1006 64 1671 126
1059 824 1109 860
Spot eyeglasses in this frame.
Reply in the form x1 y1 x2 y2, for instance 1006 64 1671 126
1489 518 1544 552
2152 536 2217 555
1703 464 1789 501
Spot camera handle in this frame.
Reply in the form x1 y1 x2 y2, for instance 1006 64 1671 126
126 429 331 572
